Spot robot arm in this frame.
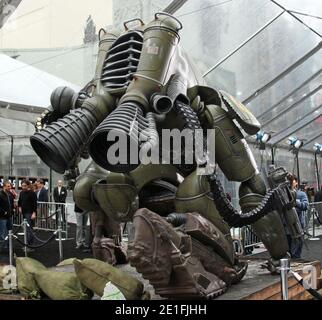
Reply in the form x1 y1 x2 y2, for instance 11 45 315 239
185 89 302 262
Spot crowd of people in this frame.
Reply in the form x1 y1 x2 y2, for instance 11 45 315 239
0 179 49 253
1 174 321 258
0 180 16 254
285 175 322 259
0 178 91 255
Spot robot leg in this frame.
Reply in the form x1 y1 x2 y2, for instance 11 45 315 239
207 104 289 264
73 161 125 264
128 208 229 299
239 174 289 261
175 170 247 283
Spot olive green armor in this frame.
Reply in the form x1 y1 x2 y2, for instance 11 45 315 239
30 13 300 299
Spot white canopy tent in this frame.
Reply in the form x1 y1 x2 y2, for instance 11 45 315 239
0 53 80 123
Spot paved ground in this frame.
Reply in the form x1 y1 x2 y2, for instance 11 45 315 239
0 223 160 299
1 225 321 300
251 236 322 265
0 223 92 267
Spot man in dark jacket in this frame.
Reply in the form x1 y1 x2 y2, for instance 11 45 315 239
36 179 49 220
53 180 67 224
0 183 10 253
18 180 37 246
2 181 14 231
36 179 49 202
315 186 322 202
314 186 322 224
290 176 309 258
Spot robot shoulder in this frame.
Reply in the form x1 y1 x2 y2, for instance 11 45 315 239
187 85 260 135
219 90 261 135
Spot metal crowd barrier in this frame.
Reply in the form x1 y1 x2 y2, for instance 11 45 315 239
231 226 262 254
279 257 322 300
6 218 65 263
242 226 262 251
304 201 322 239
13 201 73 239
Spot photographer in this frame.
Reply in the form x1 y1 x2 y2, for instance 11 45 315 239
300 180 314 203
314 186 322 225
0 183 10 254
288 176 308 259
314 186 322 202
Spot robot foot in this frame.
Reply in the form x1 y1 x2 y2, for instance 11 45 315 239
92 237 128 265
127 208 179 287
231 261 248 284
128 208 228 299
260 253 291 274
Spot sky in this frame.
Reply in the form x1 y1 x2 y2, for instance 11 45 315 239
0 0 113 48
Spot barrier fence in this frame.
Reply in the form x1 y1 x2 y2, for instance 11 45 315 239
4 201 76 262
279 257 322 300
12 201 74 239
303 201 322 239
8 200 322 256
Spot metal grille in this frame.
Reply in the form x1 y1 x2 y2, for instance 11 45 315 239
230 135 239 144
101 31 143 91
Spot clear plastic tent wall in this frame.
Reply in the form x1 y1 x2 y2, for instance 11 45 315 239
0 0 321 198
174 0 321 196
175 0 321 150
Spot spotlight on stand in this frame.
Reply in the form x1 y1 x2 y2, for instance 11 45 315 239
255 131 272 172
287 136 304 153
313 143 322 155
255 131 272 150
287 136 304 185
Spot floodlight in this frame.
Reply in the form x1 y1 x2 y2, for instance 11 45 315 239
287 136 303 149
256 131 271 144
313 143 322 154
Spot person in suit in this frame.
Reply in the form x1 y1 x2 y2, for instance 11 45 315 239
53 180 67 225
36 179 49 202
36 179 49 220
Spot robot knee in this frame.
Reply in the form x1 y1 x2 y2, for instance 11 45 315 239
239 174 267 210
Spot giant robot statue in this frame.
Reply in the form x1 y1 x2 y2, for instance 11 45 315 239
30 13 303 299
